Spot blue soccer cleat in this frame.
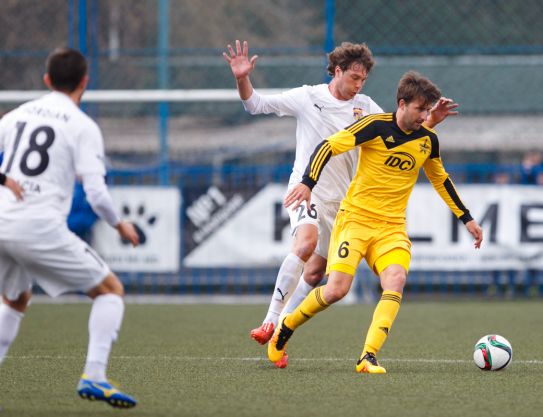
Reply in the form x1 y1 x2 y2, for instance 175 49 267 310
77 374 137 409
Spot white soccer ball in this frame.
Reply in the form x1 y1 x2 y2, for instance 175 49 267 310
473 334 512 371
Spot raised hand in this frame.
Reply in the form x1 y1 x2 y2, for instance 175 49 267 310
222 40 258 80
426 97 459 128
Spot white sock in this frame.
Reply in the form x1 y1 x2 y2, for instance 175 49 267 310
0 303 24 365
283 277 315 316
263 253 304 326
83 294 124 382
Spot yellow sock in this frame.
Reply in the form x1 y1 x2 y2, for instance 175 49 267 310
284 287 329 330
361 290 402 356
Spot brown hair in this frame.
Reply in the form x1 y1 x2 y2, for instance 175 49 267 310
326 42 375 76
46 48 87 92
396 71 441 106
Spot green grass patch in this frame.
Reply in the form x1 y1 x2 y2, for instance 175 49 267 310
1 301 543 416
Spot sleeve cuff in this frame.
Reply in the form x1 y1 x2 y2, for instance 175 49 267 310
301 176 316 190
241 90 258 110
459 212 473 224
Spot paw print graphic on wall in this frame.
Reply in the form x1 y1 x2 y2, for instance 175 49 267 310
120 204 157 245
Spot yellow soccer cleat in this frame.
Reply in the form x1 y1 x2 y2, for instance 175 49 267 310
267 317 294 364
355 352 387 374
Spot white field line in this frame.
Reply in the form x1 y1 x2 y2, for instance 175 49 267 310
6 355 543 365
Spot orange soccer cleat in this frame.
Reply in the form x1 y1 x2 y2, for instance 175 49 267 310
250 322 275 345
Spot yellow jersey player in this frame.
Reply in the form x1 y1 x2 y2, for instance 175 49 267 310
224 41 458 369
269 71 483 373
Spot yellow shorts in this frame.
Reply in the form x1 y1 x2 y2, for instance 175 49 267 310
326 209 412 277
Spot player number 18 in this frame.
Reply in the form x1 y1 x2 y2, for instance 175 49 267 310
5 121 55 177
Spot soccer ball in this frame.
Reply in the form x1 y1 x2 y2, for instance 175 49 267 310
473 334 512 371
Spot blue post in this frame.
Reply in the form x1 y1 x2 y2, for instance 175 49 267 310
78 0 88 56
158 0 170 185
68 0 75 48
323 0 335 82
78 0 88 113
89 0 99 90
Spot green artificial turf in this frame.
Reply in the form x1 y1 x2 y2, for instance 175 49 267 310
1 301 543 417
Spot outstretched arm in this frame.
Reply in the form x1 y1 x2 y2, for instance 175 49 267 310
222 39 259 100
425 97 459 129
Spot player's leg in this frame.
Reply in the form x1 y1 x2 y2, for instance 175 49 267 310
268 270 353 363
273 255 327 368
282 252 326 317
77 272 136 408
356 248 409 374
21 226 136 409
268 210 363 363
0 246 32 367
0 291 31 365
287 269 353 327
279 200 335 319
82 273 124 383
251 201 319 344
263 223 315 324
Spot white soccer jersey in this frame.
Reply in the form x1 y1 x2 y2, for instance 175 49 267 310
0 92 106 232
243 84 383 202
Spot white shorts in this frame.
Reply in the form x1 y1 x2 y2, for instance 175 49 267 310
286 192 340 259
0 221 110 300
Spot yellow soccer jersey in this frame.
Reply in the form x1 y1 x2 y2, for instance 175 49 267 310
301 112 473 224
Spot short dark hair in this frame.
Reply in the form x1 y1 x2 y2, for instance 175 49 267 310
45 48 87 92
396 71 441 106
326 42 375 76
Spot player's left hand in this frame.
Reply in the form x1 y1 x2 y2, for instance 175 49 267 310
426 97 459 128
4 176 24 201
465 220 483 249
284 183 311 210
222 40 258 81
116 221 140 247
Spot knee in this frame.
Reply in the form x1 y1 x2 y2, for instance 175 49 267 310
87 273 125 299
382 270 407 293
323 283 350 304
4 291 31 313
303 267 325 287
292 240 317 262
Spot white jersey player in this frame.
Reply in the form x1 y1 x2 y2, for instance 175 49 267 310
243 83 383 259
224 40 458 368
0 48 139 408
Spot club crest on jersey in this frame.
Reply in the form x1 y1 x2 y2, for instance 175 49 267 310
353 107 367 120
419 139 430 154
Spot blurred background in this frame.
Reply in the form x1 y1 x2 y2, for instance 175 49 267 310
1 0 542 300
